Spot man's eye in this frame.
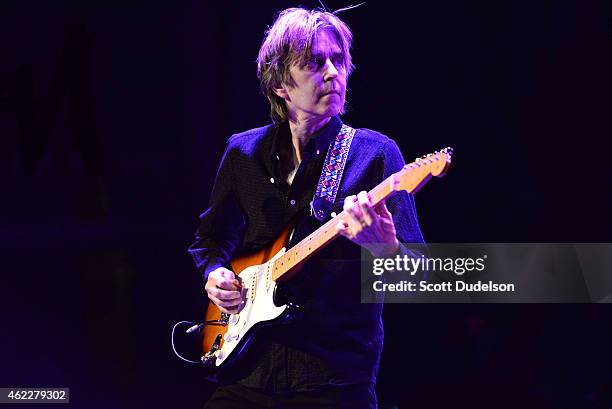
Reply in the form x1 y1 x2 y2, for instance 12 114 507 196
306 56 344 70
310 57 325 68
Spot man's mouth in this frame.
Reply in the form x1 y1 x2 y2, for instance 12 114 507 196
321 90 339 97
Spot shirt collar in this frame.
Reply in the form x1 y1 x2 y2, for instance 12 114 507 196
270 115 344 162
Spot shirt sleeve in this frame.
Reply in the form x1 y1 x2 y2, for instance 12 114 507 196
187 139 247 283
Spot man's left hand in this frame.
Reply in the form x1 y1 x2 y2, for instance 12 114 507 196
335 191 400 258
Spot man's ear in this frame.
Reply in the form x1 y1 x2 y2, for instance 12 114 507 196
272 83 290 101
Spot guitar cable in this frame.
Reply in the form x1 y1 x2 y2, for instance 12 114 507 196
171 321 203 364
172 314 231 364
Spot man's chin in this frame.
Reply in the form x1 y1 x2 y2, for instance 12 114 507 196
322 104 342 117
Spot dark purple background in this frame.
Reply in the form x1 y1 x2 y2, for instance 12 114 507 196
2 1 611 408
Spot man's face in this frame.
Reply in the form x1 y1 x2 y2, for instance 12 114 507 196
276 30 347 122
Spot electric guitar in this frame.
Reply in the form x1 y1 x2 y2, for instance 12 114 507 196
193 148 453 380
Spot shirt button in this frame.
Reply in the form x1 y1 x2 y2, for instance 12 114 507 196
290 199 296 206
270 177 275 184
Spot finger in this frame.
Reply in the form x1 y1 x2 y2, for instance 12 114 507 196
207 268 238 290
336 221 345 236
217 279 240 291
209 293 242 308
218 290 242 302
208 286 242 301
215 298 242 308
375 201 393 219
209 267 235 280
343 196 364 235
217 304 240 315
346 213 362 238
336 220 352 239
357 191 376 226
219 269 236 280
343 195 361 219
344 195 357 212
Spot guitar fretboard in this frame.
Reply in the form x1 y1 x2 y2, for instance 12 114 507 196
271 161 433 281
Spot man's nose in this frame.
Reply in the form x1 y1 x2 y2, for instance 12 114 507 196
323 58 339 80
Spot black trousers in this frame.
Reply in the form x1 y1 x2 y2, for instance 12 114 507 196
203 383 377 409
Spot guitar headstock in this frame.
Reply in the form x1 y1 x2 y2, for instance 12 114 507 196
414 147 453 176
392 147 454 193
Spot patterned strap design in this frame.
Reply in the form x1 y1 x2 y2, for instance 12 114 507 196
311 124 356 221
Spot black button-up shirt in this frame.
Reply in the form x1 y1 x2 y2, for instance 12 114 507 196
189 115 424 392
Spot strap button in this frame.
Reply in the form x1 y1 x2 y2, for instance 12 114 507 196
290 199 296 206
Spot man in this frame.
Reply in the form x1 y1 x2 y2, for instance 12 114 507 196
188 7 424 408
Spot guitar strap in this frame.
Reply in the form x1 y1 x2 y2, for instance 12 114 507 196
310 124 356 221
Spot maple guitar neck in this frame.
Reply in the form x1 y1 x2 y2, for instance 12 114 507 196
271 148 453 281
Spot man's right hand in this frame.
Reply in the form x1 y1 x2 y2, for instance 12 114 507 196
205 267 243 314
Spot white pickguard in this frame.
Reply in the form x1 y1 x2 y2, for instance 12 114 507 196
214 247 288 366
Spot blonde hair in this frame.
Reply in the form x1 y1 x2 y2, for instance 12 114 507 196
256 8 355 123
